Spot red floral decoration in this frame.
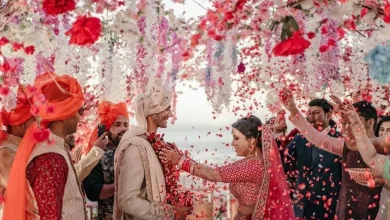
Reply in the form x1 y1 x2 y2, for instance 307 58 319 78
65 16 102 46
24 46 35 55
272 31 311 56
384 3 390 23
147 133 193 206
42 0 76 15
32 128 50 142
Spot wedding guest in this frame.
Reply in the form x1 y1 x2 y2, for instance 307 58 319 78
282 98 342 219
83 101 129 220
65 133 107 182
281 90 383 219
0 87 38 219
3 73 87 220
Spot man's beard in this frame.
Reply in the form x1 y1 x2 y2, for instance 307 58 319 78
108 131 125 146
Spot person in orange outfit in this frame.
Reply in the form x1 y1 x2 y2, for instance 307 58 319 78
83 101 129 220
3 73 87 220
0 87 39 219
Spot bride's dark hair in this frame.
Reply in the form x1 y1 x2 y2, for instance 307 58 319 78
232 115 263 149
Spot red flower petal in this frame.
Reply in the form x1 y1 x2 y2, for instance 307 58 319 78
384 3 390 16
360 8 369 18
237 62 245 73
272 31 311 56
337 27 346 40
24 46 35 55
190 34 201 47
320 26 328 34
0 37 10 47
12 43 24 52
344 18 356 30
32 128 50 142
307 32 316 39
42 0 76 15
319 45 329 53
0 62 10 72
0 86 10 96
327 39 336 47
65 16 102 46
384 15 390 24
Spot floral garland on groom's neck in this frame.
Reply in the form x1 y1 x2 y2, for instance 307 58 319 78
147 133 192 206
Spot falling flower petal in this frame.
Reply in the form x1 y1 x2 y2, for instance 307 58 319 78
237 62 245 73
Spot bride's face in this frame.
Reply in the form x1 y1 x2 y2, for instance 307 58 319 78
231 128 251 157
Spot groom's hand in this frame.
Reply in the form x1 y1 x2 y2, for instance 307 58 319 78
174 205 192 219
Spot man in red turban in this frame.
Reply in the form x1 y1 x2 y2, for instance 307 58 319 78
83 101 129 220
3 73 87 220
0 87 38 219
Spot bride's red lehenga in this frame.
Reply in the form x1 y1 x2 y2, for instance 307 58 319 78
217 125 295 220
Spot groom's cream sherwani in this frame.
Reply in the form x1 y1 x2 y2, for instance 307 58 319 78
113 126 174 220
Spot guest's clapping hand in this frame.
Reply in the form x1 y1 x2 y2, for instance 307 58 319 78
159 143 182 166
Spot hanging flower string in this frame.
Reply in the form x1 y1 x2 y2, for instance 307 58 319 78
147 133 193 207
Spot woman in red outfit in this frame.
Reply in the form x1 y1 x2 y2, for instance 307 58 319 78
160 115 295 219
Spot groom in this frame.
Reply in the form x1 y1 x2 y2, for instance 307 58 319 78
113 84 192 220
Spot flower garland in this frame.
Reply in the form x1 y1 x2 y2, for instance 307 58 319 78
147 133 192 206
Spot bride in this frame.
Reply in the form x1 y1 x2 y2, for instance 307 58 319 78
159 115 295 219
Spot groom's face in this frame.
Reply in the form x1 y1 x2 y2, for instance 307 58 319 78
151 106 173 128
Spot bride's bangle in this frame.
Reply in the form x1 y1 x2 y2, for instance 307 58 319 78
178 156 186 168
181 159 193 173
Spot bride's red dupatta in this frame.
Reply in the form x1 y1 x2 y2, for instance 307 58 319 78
252 125 295 219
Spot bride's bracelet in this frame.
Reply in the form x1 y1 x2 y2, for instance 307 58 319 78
179 155 197 174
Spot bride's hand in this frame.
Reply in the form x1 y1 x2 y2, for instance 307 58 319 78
159 147 182 165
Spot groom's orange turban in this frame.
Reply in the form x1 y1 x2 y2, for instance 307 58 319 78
86 101 128 153
3 72 84 220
